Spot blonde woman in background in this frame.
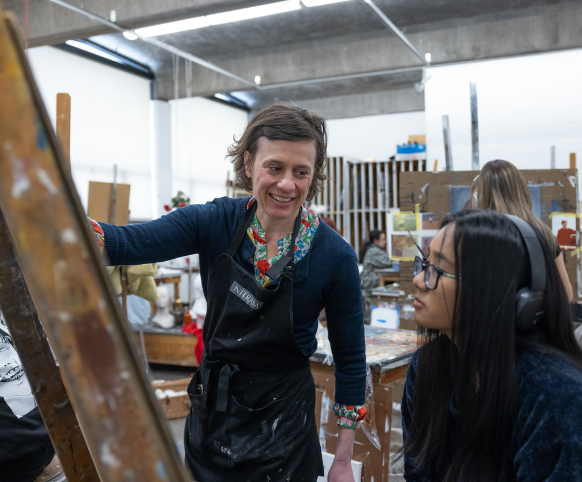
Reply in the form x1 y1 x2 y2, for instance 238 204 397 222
471 159 574 301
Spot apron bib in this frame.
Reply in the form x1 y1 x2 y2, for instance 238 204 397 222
184 203 324 481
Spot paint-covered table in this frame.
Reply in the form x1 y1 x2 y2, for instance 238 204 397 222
132 322 199 367
311 326 418 482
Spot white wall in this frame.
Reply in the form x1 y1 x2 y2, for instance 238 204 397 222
326 111 426 161
425 49 582 174
27 46 153 219
170 97 249 205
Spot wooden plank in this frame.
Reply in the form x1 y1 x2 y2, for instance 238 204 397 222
0 213 99 482
144 332 199 367
56 93 71 170
571 153 577 170
0 11 192 482
379 364 409 386
87 181 131 226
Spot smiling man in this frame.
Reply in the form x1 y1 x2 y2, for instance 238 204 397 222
94 102 366 481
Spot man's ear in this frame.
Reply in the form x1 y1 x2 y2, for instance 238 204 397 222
244 151 252 179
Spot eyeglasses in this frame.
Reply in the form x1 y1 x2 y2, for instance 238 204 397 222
414 256 460 290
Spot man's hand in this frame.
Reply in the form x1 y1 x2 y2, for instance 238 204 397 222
328 426 356 482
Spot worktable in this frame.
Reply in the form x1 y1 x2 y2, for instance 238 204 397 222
311 326 418 482
132 321 199 367
375 268 400 286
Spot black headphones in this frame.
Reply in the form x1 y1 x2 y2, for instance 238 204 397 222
505 215 546 331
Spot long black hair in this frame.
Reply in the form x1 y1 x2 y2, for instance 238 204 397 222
403 209 582 482
358 229 385 264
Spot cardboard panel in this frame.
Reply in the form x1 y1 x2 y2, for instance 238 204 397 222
87 180 131 225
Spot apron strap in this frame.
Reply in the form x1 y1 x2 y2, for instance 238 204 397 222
226 201 258 258
216 364 231 413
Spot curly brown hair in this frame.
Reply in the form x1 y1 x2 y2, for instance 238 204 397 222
227 101 328 202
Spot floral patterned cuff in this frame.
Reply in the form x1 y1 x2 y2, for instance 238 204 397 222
88 217 105 248
332 403 367 429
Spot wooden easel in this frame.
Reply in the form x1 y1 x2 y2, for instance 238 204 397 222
0 10 191 482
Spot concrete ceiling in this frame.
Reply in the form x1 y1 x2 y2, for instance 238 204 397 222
6 0 582 118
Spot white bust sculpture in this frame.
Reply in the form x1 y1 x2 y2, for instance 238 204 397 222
152 286 175 329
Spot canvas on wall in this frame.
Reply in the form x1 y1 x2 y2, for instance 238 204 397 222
552 215 577 250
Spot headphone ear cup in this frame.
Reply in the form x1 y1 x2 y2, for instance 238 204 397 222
515 287 545 332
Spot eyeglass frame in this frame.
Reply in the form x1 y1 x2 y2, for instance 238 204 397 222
414 256 461 290
406 230 461 290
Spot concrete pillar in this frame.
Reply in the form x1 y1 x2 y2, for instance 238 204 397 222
149 100 172 219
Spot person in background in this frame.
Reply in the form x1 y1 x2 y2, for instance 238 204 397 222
403 210 582 481
0 316 54 482
471 159 574 300
360 230 392 291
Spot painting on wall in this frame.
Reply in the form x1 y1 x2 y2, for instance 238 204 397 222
420 236 435 257
391 234 419 259
449 186 472 214
421 213 441 230
552 215 577 250
393 212 417 232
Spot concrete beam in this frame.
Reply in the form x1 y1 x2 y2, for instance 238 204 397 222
258 87 425 120
4 0 277 47
153 1 582 101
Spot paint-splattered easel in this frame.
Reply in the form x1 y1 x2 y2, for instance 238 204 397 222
0 10 192 482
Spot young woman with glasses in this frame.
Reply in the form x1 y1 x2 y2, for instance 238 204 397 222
402 209 582 482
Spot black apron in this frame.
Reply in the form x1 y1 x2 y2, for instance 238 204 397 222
185 203 324 481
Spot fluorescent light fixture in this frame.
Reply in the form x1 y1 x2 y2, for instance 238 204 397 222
207 0 300 25
135 1 301 38
136 16 210 38
254 75 261 85
65 40 121 63
214 93 231 101
123 31 138 40
301 0 350 6
425 52 432 62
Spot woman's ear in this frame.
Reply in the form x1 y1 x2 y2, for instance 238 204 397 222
244 151 252 179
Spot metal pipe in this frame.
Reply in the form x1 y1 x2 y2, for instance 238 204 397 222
45 0 260 90
360 162 366 244
368 162 374 231
470 81 479 170
345 159 351 247
110 164 117 224
330 157 335 223
336 157 341 228
392 161 397 209
442 115 453 171
376 162 381 226
551 146 556 169
361 0 430 67
353 163 359 257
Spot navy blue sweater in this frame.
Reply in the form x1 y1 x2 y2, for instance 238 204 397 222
402 348 582 481
100 196 366 405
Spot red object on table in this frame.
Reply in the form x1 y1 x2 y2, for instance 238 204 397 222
182 324 203 364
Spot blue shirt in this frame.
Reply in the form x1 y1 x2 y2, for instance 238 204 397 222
100 196 366 405
402 347 582 481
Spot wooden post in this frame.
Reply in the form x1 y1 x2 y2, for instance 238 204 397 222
0 213 100 482
571 153 577 170
0 11 192 482
56 93 71 170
